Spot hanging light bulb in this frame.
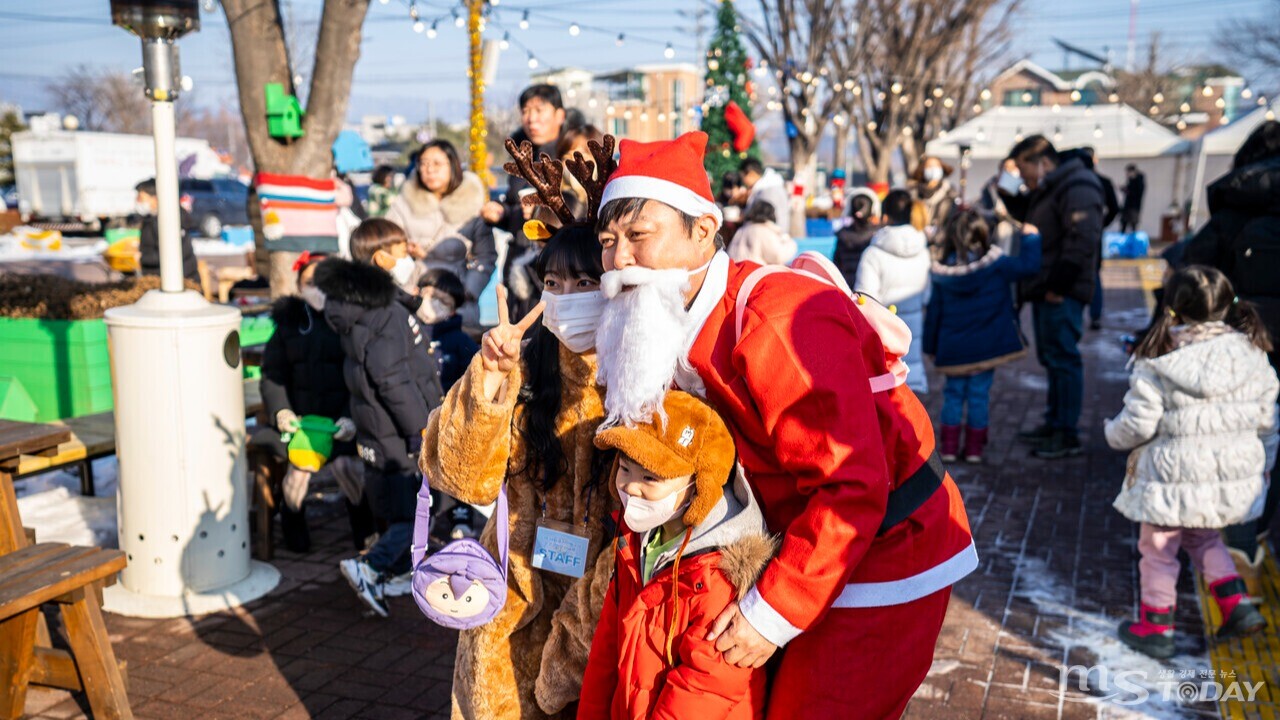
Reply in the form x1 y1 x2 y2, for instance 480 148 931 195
616 33 625 46
932 86 944 98
1215 97 1226 109
664 43 675 59
1093 124 1103 138
923 98 933 108
1108 92 1119 103
606 105 616 116
588 97 598 108
519 10 529 29
1180 101 1191 112
1052 128 1063 143
413 19 424 33
902 126 913 137
428 21 438 38
890 81 902 94
972 103 983 114
1153 91 1164 103
799 71 813 84
942 97 954 109
867 120 877 131
1176 119 1187 130
623 109 633 120
1267 110 1277 121
708 59 720 71
454 10 465 27
409 3 418 19
1241 87 1253 100
657 112 666 122
1051 103 1061 113
975 128 986 141
1202 84 1213 97
499 31 509 49
569 23 580 36
980 88 991 101
1149 105 1159 115
1014 127 1024 142
1021 91 1033 103
527 53 538 69
1070 90 1082 102
852 85 862 96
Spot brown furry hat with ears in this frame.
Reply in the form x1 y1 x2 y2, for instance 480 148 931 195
594 391 736 528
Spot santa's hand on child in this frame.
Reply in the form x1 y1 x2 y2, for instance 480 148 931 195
707 601 778 668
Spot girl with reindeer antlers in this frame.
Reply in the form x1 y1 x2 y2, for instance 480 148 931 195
420 137 622 719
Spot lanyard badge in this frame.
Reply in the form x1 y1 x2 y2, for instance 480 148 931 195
532 518 591 578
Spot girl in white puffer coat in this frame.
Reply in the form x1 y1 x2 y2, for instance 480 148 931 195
1107 265 1279 659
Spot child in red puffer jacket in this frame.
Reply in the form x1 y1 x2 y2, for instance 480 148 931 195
578 391 775 720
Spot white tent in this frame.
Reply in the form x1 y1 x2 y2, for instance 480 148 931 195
925 105 1193 238
1188 98 1280 227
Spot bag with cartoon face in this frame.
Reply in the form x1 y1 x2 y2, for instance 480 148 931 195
410 474 509 629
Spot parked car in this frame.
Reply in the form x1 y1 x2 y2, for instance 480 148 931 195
180 177 250 238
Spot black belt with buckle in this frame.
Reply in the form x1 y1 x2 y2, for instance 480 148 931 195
877 451 946 536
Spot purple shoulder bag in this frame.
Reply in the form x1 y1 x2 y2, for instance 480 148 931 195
411 473 510 629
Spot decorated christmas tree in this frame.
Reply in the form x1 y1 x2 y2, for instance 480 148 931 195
701 0 759 192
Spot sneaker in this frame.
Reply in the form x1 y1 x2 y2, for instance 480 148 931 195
1033 430 1082 459
382 570 414 598
1090 320 1102 331
339 557 389 618
1211 576 1267 638
1017 424 1055 446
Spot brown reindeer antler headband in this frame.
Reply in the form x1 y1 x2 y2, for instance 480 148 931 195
563 135 618 223
503 139 575 227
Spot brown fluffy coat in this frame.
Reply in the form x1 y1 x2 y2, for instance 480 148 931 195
421 346 616 719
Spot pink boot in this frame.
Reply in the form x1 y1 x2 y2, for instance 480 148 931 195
1211 576 1266 638
1118 603 1175 658
940 425 961 462
963 426 988 463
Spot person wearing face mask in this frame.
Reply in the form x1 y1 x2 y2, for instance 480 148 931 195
252 252 370 553
416 268 480 392
579 390 774 720
979 156 1030 255
386 139 497 307
420 220 621 719
312 218 444 617
909 155 960 238
134 177 199 282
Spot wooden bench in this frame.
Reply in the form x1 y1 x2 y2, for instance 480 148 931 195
0 420 132 720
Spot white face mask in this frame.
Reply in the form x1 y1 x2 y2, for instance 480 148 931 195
923 166 945 183
389 256 416 286
997 170 1023 196
619 481 693 533
541 289 605 353
135 201 154 216
416 297 453 325
300 285 325 312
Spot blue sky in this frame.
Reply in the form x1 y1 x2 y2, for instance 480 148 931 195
0 0 1272 125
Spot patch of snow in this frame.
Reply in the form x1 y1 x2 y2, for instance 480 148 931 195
16 486 117 548
1011 553 1214 719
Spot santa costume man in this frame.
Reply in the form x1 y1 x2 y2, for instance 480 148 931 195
592 131 977 719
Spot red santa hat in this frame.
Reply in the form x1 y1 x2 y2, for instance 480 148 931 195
601 131 723 228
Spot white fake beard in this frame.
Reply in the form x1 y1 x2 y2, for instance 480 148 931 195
596 266 691 429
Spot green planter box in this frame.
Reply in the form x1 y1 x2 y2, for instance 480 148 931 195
0 314 276 422
0 317 113 422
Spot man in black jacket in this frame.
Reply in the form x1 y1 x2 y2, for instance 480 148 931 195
135 178 199 282
1121 164 1146 233
1012 136 1105 459
481 84 567 316
1081 147 1120 330
313 220 444 617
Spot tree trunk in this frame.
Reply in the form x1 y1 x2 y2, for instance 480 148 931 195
789 135 816 237
222 0 370 296
832 123 850 181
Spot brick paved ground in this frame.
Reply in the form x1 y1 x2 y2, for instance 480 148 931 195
23 263 1247 719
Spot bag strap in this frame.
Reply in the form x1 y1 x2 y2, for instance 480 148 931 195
733 263 901 393
412 472 511 579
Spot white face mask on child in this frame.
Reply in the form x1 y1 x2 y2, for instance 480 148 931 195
390 256 416 286
997 170 1023 196
416 298 453 325
619 481 693 533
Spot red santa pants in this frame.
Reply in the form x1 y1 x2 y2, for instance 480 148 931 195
765 585 952 720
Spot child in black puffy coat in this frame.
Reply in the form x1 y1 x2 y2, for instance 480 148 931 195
314 219 444 617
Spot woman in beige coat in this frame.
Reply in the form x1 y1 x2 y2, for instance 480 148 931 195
421 224 616 719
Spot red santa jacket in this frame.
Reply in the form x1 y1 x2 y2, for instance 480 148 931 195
673 253 977 646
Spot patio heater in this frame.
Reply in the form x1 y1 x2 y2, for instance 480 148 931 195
103 0 278 618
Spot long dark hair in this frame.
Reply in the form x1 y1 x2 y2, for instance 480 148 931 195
516 224 611 492
1133 265 1273 359
936 207 991 264
413 140 463 196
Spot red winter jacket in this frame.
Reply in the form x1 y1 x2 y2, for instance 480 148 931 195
578 477 774 720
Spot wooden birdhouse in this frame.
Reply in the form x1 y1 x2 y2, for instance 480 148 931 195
265 83 304 139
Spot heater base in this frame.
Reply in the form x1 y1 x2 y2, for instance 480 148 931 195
102 561 280 618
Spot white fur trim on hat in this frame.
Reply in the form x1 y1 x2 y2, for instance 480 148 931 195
602 176 724 227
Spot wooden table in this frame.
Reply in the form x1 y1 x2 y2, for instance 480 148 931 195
12 380 264 496
0 420 132 719
0 421 70 554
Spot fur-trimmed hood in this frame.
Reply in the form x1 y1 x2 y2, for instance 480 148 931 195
312 257 397 309
642 465 776 599
395 170 488 226
931 245 1006 287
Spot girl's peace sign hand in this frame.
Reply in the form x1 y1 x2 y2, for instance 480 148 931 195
481 285 546 378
